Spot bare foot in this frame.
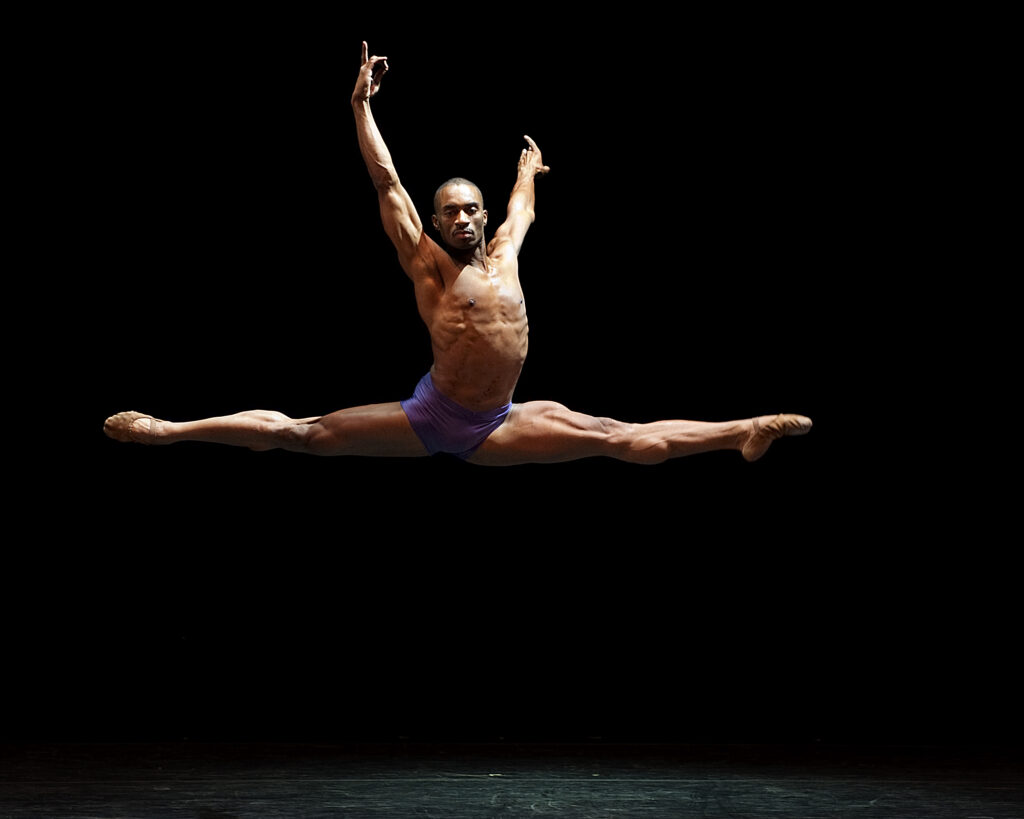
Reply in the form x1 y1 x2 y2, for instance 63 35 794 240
742 414 812 462
103 411 164 444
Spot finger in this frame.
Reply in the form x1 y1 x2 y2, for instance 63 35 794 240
523 134 539 150
361 41 368 63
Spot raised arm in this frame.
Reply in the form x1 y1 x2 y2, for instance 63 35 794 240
351 42 424 275
490 135 550 256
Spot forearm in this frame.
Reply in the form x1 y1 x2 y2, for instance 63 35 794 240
352 99 399 190
506 172 537 223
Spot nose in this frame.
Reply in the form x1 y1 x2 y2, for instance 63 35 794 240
455 209 470 225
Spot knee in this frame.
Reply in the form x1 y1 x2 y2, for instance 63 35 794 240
273 422 315 452
597 417 670 464
278 413 359 457
250 411 319 453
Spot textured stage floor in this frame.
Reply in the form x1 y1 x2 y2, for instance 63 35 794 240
2 742 1021 817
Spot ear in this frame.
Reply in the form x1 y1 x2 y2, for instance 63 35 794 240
482 210 488 226
431 214 439 231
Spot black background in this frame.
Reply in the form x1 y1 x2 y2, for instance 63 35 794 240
10 10 1015 748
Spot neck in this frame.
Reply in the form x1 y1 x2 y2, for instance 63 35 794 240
448 241 488 269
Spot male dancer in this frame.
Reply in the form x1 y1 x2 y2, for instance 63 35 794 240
105 42 810 465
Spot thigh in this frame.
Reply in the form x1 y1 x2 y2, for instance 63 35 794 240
309 402 429 457
468 401 619 466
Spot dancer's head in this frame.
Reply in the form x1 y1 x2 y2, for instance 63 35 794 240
432 178 487 251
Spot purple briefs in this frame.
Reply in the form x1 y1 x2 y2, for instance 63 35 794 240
401 372 511 460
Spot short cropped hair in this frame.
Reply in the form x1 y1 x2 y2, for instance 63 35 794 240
433 177 483 215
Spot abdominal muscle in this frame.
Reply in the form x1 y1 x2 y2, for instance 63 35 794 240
427 268 529 411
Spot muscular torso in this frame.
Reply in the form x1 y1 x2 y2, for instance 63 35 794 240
416 239 528 411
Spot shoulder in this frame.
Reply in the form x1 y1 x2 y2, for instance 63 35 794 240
486 234 519 263
406 233 451 306
403 230 446 280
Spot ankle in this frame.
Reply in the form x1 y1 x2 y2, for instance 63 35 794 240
139 417 172 444
731 419 755 452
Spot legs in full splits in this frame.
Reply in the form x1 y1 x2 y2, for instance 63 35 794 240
103 403 429 458
104 402 810 464
468 401 812 466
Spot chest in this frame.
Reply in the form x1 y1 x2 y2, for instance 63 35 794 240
444 264 525 317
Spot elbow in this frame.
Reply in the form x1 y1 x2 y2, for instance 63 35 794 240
372 167 399 192
511 203 535 223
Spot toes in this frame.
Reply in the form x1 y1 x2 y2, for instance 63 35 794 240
741 414 812 462
104 411 154 443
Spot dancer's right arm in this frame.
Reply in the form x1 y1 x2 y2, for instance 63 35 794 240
351 42 424 276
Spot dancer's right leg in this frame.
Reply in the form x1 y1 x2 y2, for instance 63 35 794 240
103 410 316 450
103 403 429 457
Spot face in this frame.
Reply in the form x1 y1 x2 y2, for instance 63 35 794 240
432 183 487 251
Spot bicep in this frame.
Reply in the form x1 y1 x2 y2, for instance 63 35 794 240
378 182 424 270
491 210 534 256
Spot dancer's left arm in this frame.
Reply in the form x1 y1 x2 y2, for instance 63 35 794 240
489 135 549 256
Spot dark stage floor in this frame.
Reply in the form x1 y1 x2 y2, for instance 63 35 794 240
2 741 1021 818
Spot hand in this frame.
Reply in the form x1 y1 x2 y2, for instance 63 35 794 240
519 135 550 178
352 41 388 104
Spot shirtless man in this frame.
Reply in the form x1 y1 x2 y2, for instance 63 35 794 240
104 42 811 465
